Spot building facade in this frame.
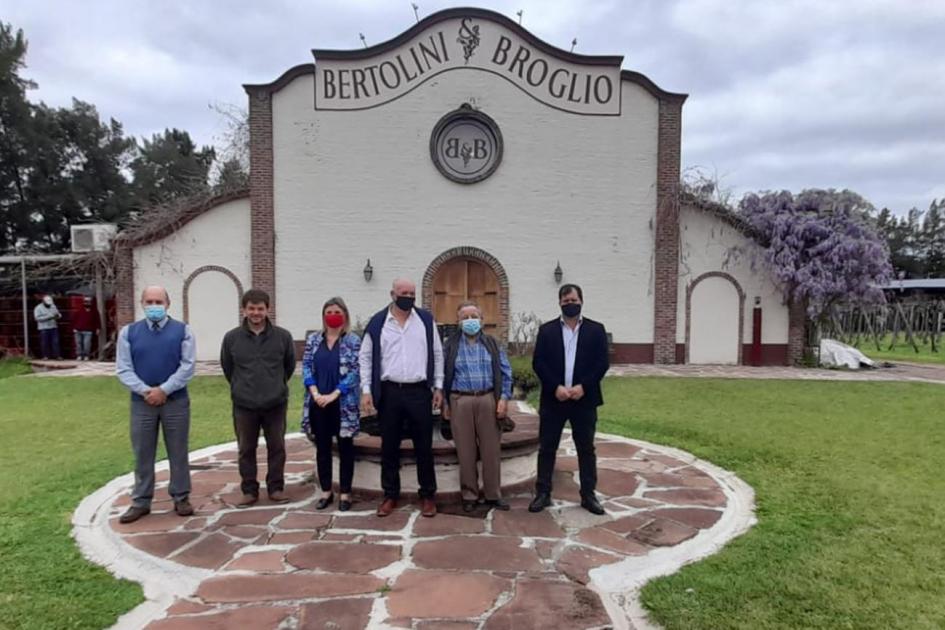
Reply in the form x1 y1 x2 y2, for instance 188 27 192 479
116 8 797 364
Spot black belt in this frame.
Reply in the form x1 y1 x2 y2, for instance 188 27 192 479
452 390 492 396
382 380 428 389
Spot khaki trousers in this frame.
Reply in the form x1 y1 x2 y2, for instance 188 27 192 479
450 392 502 501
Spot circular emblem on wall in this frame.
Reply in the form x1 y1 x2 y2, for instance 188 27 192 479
430 105 503 184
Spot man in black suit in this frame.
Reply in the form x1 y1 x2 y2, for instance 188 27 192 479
528 284 610 515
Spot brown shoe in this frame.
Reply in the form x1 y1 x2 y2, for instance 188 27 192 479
174 499 194 516
421 498 437 518
268 490 290 504
118 505 150 524
377 498 397 517
236 493 258 508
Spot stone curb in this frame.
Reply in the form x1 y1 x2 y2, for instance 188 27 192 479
72 419 757 630
72 437 304 630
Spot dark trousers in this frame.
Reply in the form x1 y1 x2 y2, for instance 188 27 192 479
233 402 287 496
535 400 598 498
310 399 355 493
379 381 437 500
39 328 60 359
130 395 191 507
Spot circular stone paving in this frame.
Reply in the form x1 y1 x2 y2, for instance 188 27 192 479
72 403 755 630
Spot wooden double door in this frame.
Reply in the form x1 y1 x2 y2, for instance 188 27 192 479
431 258 500 334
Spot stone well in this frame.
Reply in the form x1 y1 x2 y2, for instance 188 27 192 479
334 410 540 499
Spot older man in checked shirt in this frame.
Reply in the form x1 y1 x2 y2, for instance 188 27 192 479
442 301 513 512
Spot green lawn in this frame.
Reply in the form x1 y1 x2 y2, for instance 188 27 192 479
1 372 943 629
599 377 945 630
0 358 31 379
852 334 945 365
0 373 304 630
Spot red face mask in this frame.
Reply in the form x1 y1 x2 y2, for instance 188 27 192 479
324 313 345 329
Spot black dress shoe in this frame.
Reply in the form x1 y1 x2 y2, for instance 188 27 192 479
118 505 150 524
315 493 334 510
581 495 606 515
528 493 552 513
338 498 352 512
462 500 476 513
487 498 510 511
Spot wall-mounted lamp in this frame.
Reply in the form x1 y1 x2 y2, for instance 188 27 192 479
754 296 761 306
363 259 373 282
553 261 563 284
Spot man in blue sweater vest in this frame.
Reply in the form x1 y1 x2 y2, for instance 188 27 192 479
115 286 196 524
359 278 444 518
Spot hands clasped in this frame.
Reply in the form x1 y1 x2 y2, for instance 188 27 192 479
555 384 585 402
143 387 167 406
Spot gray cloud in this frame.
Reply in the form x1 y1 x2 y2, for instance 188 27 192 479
7 0 943 213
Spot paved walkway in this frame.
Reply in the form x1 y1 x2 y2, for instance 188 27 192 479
607 361 945 384
30 359 945 385
72 404 755 630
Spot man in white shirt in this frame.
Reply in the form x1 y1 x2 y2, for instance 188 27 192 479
529 284 610 515
360 278 444 518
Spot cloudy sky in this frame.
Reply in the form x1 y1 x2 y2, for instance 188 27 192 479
6 0 944 213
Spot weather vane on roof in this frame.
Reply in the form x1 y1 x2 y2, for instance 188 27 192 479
516 10 523 25
571 38 577 52
411 3 420 23
359 33 367 48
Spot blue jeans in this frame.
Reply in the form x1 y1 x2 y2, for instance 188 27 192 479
74 331 93 359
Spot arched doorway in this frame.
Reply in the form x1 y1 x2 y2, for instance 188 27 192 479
423 247 509 342
432 258 499 334
686 272 744 365
183 266 243 361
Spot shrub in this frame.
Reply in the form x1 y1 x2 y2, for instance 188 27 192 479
510 355 539 398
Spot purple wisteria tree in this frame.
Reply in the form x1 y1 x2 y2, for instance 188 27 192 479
738 189 894 320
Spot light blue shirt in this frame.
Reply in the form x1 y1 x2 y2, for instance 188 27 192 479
561 317 582 388
116 317 196 397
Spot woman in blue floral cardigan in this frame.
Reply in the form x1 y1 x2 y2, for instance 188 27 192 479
301 297 361 511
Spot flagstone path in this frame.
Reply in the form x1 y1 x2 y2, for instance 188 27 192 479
72 404 754 630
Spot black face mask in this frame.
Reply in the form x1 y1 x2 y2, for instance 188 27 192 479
561 303 582 318
394 296 416 312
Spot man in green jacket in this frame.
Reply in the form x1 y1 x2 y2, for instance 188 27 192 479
221 289 296 507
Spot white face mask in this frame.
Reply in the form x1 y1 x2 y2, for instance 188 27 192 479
43 297 53 306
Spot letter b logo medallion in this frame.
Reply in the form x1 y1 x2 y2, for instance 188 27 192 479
430 105 503 184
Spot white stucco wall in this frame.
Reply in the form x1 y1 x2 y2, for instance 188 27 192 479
271 71 659 342
677 205 789 346
132 197 251 358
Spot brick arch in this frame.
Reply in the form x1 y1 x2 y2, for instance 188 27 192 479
685 271 746 365
182 265 244 323
422 246 510 345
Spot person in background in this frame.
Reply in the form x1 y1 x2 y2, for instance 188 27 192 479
301 297 361 512
33 294 61 360
72 296 100 361
115 286 195 523
442 301 513 512
220 289 296 508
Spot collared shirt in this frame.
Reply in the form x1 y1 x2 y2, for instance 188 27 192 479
561 317 582 388
116 316 196 396
359 307 444 392
452 334 513 399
